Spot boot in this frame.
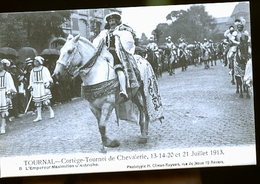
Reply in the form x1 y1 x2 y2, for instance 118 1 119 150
117 70 128 99
1 118 6 134
33 107 42 122
48 106 54 119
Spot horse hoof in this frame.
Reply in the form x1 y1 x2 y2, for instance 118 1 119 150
99 147 107 154
246 95 250 99
239 94 243 98
105 140 120 148
138 137 147 144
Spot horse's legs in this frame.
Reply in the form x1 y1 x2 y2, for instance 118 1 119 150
243 82 251 99
231 68 235 85
132 91 149 144
168 59 173 75
245 85 250 99
203 60 208 69
181 59 185 71
89 103 120 152
228 52 235 85
235 76 239 94
185 58 188 70
235 76 243 98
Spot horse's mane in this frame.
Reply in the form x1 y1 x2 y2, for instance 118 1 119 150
78 36 96 51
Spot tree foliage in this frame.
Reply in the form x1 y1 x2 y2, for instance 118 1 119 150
139 32 149 46
154 5 217 45
0 10 71 51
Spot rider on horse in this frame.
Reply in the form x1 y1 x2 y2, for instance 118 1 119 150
178 37 187 51
234 17 251 58
146 35 159 56
223 25 235 67
165 36 177 75
224 18 251 75
93 12 138 100
201 38 211 69
224 25 238 74
145 35 160 75
178 37 188 71
208 39 216 66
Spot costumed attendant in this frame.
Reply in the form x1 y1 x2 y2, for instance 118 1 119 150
0 59 17 134
28 56 54 122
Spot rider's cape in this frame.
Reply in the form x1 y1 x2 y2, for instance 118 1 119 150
93 27 139 89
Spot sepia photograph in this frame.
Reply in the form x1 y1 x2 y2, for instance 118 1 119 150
0 0 256 178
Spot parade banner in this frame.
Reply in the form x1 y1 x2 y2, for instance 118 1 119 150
0 1 256 178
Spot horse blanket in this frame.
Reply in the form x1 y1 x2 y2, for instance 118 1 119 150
244 58 252 86
116 55 163 123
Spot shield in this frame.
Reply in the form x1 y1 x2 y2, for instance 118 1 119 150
0 47 19 59
18 47 38 62
40 48 60 57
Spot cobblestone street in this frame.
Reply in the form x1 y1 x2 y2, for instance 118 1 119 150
0 60 255 157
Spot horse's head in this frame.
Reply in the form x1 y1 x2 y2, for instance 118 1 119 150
236 34 249 64
52 34 82 81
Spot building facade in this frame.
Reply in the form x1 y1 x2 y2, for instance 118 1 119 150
50 8 121 49
215 2 251 35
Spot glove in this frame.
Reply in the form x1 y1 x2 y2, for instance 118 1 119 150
44 82 51 89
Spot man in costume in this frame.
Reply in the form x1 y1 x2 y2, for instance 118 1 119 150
93 12 139 100
201 38 211 69
28 56 54 122
146 35 158 52
223 25 235 67
234 17 251 57
178 37 188 71
164 36 177 75
224 17 251 76
0 59 17 134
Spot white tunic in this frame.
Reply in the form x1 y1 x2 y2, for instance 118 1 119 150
0 71 17 114
29 66 53 103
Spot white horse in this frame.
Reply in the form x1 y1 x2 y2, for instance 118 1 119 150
53 34 163 152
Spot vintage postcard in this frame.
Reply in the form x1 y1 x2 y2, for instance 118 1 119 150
0 1 256 178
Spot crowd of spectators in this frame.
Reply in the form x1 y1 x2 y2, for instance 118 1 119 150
2 56 82 122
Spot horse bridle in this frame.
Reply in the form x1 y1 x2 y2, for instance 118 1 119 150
56 41 82 80
57 39 105 80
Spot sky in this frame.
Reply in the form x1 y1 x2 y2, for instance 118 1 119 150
120 1 241 38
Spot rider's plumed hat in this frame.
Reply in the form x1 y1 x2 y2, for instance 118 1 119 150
166 36 171 40
235 17 246 26
149 35 155 41
34 56 44 65
105 12 121 22
0 59 11 67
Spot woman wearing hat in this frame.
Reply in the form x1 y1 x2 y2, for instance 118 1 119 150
0 59 17 134
93 12 139 100
28 56 54 122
